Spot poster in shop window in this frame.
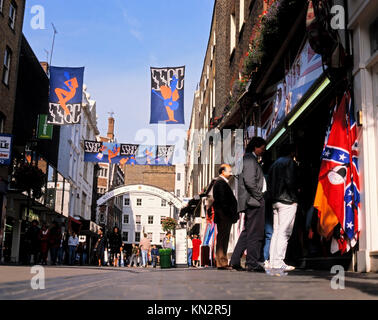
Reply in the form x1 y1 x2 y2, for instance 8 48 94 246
263 40 324 137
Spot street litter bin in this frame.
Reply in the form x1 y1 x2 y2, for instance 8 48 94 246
159 249 172 268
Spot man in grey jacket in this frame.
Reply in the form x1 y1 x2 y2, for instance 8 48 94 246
230 137 267 272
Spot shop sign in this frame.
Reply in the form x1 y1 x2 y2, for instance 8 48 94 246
0 134 12 165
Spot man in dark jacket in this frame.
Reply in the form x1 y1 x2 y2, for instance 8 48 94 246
25 220 41 265
109 226 123 267
267 144 298 271
48 222 62 265
230 137 267 272
213 164 238 270
94 228 107 267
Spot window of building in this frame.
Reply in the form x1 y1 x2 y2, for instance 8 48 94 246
136 215 141 224
370 17 378 55
147 233 153 241
0 113 5 133
124 198 130 206
176 189 180 197
99 167 108 178
148 216 154 224
81 192 87 217
160 233 165 243
160 216 166 224
2 47 11 86
135 232 140 242
239 0 245 31
177 172 181 181
161 199 166 207
9 2 16 30
136 198 142 206
122 232 128 242
123 214 129 224
230 12 236 54
83 162 88 181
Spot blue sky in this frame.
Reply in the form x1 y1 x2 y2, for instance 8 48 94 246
23 0 214 163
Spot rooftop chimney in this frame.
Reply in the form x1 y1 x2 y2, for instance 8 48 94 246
107 116 115 141
40 61 49 75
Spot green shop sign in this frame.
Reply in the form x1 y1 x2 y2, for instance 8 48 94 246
37 114 53 140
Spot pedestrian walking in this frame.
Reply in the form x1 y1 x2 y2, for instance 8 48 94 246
212 164 238 270
25 220 40 265
192 234 202 268
139 233 151 268
128 243 138 267
93 229 107 267
39 224 49 265
109 227 123 267
151 245 159 268
171 235 176 266
68 232 79 265
187 235 193 267
267 144 299 271
57 232 66 265
230 137 267 272
48 222 62 265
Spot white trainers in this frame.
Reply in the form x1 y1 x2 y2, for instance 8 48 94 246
279 264 295 271
264 260 271 269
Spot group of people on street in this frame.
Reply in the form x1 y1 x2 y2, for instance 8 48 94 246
93 228 168 268
24 220 87 266
211 137 299 272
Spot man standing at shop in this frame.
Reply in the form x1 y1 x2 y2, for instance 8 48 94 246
230 137 267 272
139 233 151 268
267 144 298 271
212 164 238 270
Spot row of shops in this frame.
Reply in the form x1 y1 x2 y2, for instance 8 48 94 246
185 0 378 272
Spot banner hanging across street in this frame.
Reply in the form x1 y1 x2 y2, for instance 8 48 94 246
150 66 185 124
83 140 175 165
47 66 85 125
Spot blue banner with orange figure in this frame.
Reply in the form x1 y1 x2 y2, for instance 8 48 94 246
48 66 84 125
83 140 175 166
150 66 185 124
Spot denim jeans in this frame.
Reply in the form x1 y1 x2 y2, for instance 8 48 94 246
57 247 64 265
141 250 148 267
50 247 59 264
187 248 193 266
152 255 158 267
68 246 76 265
263 208 273 262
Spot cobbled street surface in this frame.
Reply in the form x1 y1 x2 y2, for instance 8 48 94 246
0 266 377 300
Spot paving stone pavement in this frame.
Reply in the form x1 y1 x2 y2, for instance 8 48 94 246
0 265 377 300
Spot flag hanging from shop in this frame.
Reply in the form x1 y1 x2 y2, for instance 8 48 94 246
47 66 84 125
314 92 360 254
83 140 174 166
150 66 185 124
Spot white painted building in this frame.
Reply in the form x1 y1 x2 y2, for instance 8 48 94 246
121 192 176 246
175 164 186 199
348 0 378 272
57 85 99 221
